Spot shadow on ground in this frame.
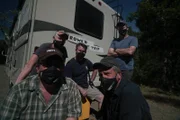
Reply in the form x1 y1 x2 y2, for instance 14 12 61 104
144 93 180 109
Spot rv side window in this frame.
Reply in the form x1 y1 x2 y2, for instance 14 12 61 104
75 0 104 39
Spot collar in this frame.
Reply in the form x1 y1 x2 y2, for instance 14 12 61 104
113 78 130 97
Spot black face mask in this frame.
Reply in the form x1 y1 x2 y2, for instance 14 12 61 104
119 29 127 36
39 66 63 85
76 52 85 59
53 40 65 49
101 76 118 92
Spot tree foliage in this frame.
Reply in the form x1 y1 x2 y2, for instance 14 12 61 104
128 0 180 93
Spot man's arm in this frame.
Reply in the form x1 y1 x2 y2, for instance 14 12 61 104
90 69 98 82
15 54 38 84
64 61 73 78
115 46 136 56
107 48 118 57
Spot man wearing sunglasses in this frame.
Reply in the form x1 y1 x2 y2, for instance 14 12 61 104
15 30 69 84
1 48 81 120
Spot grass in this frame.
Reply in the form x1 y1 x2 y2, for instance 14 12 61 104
140 85 180 120
90 86 180 120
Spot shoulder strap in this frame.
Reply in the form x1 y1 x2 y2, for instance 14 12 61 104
84 58 91 82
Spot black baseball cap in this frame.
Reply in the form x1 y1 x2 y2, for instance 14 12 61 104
39 48 63 61
38 48 64 68
116 20 127 28
93 56 120 70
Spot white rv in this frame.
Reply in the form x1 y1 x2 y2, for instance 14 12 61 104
6 0 121 86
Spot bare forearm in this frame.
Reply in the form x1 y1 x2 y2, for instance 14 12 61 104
15 64 33 84
15 54 38 84
90 70 97 81
115 48 134 56
107 50 118 57
77 85 83 91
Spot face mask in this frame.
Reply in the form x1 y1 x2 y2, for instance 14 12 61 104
101 76 118 92
53 40 65 49
76 52 85 59
119 29 127 36
39 66 62 85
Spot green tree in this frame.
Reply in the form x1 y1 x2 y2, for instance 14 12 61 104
0 10 18 45
128 0 180 92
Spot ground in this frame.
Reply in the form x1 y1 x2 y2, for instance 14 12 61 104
0 65 180 120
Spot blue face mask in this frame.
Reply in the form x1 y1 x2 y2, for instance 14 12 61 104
101 76 118 92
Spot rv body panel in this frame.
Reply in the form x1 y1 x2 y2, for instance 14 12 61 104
6 0 34 84
6 0 118 86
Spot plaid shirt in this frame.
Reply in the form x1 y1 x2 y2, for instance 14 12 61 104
0 75 81 120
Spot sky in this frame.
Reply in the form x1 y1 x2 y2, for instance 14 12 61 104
104 0 141 31
0 0 141 39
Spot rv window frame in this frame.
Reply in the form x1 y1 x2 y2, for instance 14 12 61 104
74 0 104 40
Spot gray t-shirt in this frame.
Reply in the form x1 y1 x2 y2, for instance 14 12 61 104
30 43 68 75
109 36 138 70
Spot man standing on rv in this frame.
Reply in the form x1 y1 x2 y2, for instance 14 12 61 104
108 20 138 81
15 30 68 84
64 43 104 109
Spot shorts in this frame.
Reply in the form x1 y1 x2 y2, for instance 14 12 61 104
86 86 103 101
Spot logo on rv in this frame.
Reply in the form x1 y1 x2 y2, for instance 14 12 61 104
68 34 104 53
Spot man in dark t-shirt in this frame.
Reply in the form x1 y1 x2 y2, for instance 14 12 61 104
65 43 104 109
93 56 151 120
15 30 68 84
29 42 68 75
35 42 68 61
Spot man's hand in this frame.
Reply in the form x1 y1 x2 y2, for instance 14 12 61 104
80 88 87 97
53 30 66 41
77 85 87 97
107 48 118 57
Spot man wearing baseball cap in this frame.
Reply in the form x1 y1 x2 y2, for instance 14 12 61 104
108 20 138 81
93 56 152 120
15 30 69 84
1 48 81 120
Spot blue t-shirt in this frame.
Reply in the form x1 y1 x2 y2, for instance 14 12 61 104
64 58 93 88
109 36 138 70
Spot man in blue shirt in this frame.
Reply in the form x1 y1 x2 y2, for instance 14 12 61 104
108 20 138 81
